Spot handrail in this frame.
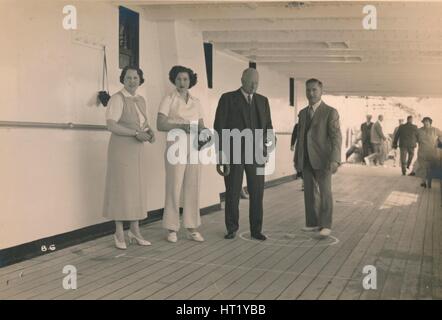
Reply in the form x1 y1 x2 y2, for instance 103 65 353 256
0 121 107 131
0 120 292 135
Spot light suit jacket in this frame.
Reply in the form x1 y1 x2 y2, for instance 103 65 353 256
370 121 385 144
294 101 342 171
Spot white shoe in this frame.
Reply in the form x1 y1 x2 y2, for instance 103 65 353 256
167 231 178 243
301 226 320 232
364 157 370 166
187 231 205 242
128 231 151 246
114 234 127 250
319 228 331 237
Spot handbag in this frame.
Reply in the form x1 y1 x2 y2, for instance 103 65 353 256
98 46 111 106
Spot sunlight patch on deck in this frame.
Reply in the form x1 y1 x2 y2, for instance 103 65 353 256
379 191 418 209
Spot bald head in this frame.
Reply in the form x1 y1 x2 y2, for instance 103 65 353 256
241 68 259 94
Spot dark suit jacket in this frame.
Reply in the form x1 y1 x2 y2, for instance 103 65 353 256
291 123 299 147
294 101 342 171
361 122 373 144
393 122 418 148
213 89 274 165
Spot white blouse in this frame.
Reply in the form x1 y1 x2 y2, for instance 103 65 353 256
106 88 147 127
158 89 203 124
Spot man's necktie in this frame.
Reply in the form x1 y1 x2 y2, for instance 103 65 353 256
308 106 314 121
247 94 252 105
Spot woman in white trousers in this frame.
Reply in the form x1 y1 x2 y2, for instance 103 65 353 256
157 65 206 243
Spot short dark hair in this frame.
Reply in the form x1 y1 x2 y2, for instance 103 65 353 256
169 65 198 89
120 66 145 85
422 116 432 124
306 78 323 88
407 115 413 121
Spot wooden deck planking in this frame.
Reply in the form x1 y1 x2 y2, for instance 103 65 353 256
0 164 440 300
418 184 436 299
93 194 289 300
231 176 356 299
431 187 442 298
378 184 421 299
338 180 414 300
252 173 377 300
141 200 292 300
191 181 352 299
399 182 432 299
278 177 392 300
296 186 391 299
359 181 414 299
314 175 396 300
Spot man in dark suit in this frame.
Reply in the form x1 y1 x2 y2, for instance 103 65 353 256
360 115 373 162
290 123 299 152
214 68 274 241
392 119 404 167
294 79 342 237
291 123 304 188
393 115 418 175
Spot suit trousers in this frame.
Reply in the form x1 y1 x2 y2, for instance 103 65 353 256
372 143 384 165
302 159 333 229
224 163 265 234
400 147 415 172
362 142 373 159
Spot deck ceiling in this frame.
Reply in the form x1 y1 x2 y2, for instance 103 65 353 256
132 1 442 97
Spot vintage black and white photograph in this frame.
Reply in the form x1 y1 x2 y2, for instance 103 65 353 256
0 0 441 305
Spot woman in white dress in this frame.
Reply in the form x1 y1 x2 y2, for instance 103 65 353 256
103 66 155 249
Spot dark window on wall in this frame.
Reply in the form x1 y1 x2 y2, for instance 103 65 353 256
203 42 213 89
119 6 139 68
289 77 295 106
249 61 257 69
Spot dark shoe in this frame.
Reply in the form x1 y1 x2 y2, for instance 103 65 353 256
420 182 427 188
409 172 415 176
251 233 267 241
224 232 236 239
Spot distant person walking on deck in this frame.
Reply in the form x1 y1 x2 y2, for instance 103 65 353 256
364 115 386 166
360 115 373 163
415 117 442 188
392 119 404 167
393 116 418 175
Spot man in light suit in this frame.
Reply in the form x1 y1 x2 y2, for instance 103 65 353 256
294 79 342 237
368 115 387 166
214 68 274 241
